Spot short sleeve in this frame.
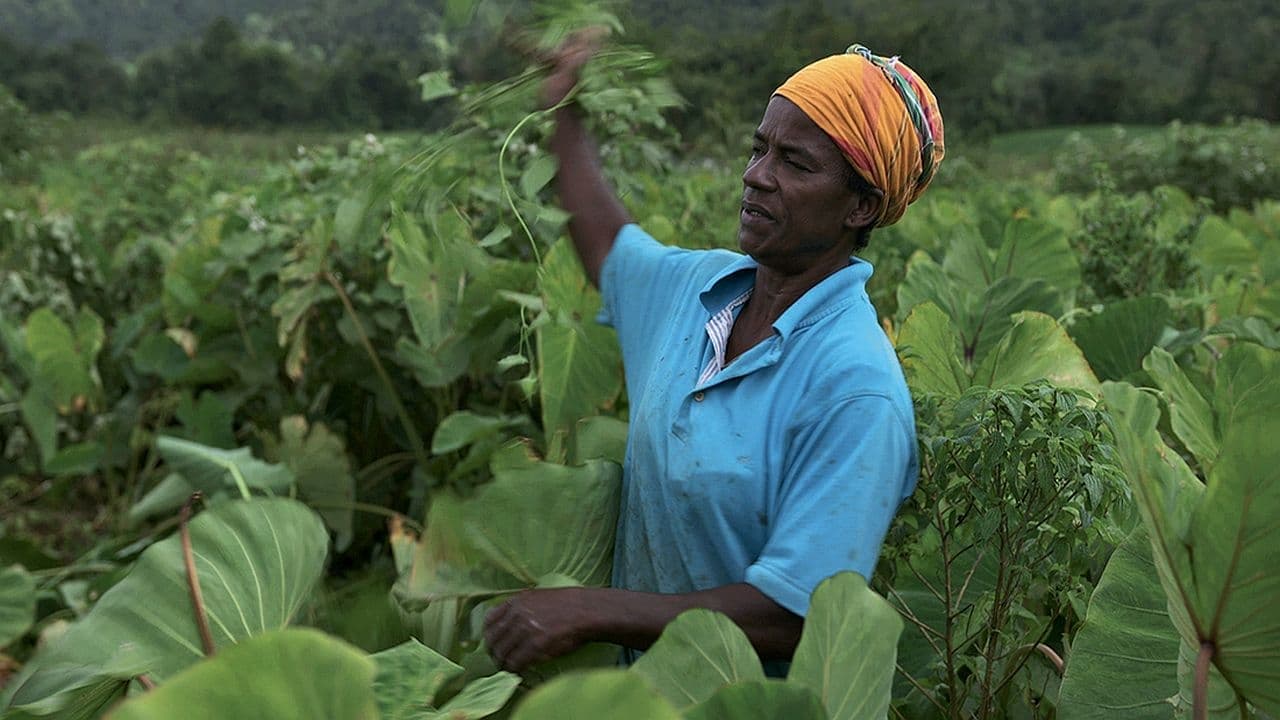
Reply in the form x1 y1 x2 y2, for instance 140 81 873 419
598 224 713 378
744 393 916 616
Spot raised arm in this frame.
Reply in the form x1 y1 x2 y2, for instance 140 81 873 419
541 31 631 287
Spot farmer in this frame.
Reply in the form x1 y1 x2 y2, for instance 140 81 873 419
484 33 944 672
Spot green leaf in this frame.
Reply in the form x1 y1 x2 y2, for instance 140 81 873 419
511 669 681 720
395 443 620 606
1193 216 1258 279
431 411 519 455
278 416 356 551
43 441 104 477
1186 400 1280 711
896 302 968 396
1058 527 1181 719
972 311 1100 395
537 239 622 462
371 638 465 719
156 436 294 500
1104 370 1280 715
418 70 458 103
1069 296 1170 382
131 332 190 381
520 156 557 199
993 217 1082 295
425 672 521 719
683 680 827 720
106 629 378 720
175 391 236 449
788 572 902 720
1142 347 1218 472
24 307 98 412
8 499 329 715
0 564 36 648
631 610 765 710
129 473 196 524
20 389 57 464
568 416 629 465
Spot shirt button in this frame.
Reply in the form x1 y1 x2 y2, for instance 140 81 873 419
693 391 705 402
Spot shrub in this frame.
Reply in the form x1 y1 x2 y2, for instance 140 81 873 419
0 83 40 180
1054 120 1280 213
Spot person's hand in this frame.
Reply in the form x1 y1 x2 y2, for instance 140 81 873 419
483 587 599 672
539 27 607 110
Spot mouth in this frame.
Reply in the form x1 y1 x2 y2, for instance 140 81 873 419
740 201 774 221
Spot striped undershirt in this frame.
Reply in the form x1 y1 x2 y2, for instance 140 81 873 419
697 289 753 385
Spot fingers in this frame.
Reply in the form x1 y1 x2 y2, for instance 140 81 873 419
539 26 609 109
482 594 571 673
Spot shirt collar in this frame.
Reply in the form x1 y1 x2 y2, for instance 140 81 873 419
697 254 875 340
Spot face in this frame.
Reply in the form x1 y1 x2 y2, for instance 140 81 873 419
738 96 874 274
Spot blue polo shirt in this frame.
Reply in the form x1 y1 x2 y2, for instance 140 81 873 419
599 224 918 617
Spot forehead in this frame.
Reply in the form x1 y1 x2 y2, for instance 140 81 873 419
754 96 845 164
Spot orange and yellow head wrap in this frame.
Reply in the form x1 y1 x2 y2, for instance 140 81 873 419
774 45 944 228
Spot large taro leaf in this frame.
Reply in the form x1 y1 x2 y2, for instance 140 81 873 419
971 311 1099 395
1142 348 1218 473
630 610 765 711
1058 526 1236 719
511 669 681 720
371 638 518 720
155 436 294 500
1068 296 1171 382
7 498 329 716
1104 376 1280 714
1185 408 1280 710
789 572 902 720
395 441 621 606
0 564 36 648
896 303 967 397
896 227 1064 366
105 629 377 720
897 304 1098 397
683 680 827 720
537 239 622 463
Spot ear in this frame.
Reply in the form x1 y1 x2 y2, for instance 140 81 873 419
844 188 883 232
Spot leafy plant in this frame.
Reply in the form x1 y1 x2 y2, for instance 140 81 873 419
510 573 902 720
1086 344 1280 716
880 383 1125 719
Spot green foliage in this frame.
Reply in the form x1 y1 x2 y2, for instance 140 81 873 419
1057 121 1280 213
1071 180 1204 305
0 564 35 649
0 83 39 180
371 638 518 719
1101 342 1280 714
106 629 379 720
511 573 898 720
882 384 1124 719
6 498 328 715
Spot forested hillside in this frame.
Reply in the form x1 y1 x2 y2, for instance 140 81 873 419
1 0 1277 133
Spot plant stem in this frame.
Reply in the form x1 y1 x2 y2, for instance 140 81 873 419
137 674 156 691
305 499 423 533
179 493 216 656
323 271 431 472
1194 641 1214 720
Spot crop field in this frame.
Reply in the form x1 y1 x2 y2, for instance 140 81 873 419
3 17 1280 720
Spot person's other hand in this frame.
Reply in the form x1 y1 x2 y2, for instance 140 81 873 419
483 587 599 672
540 27 607 110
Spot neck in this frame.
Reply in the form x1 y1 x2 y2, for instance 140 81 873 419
745 252 851 325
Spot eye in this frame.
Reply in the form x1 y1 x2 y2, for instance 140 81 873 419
785 156 809 171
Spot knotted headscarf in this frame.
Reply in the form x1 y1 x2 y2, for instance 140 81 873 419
774 45 945 227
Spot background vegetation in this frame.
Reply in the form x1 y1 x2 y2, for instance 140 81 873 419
2 1 1279 719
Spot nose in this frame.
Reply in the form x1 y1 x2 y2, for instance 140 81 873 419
742 151 777 192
